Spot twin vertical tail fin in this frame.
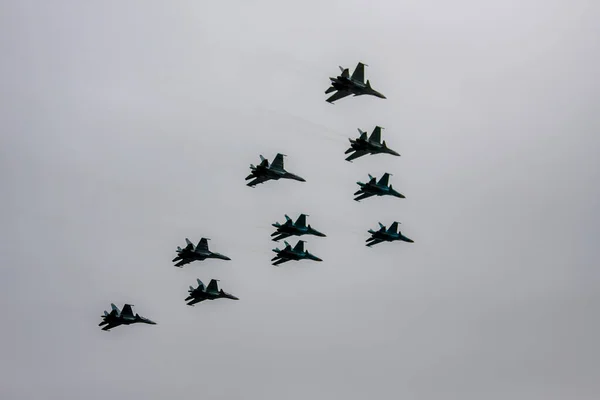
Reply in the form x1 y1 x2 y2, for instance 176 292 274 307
339 66 350 78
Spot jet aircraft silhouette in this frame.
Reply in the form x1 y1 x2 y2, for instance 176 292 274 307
98 303 156 331
246 153 306 187
185 278 239 306
325 62 386 103
366 221 414 247
271 213 326 241
271 240 322 266
173 238 231 267
345 126 400 162
354 173 405 202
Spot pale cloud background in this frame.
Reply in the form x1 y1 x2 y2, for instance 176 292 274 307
1 1 599 399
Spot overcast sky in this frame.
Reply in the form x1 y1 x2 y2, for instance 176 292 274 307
1 1 599 399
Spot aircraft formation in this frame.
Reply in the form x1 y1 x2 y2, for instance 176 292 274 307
100 62 413 331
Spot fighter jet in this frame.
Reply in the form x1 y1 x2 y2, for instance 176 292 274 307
246 153 306 187
366 221 414 247
271 240 322 266
172 238 231 267
271 213 326 241
325 62 386 103
345 126 400 162
98 303 156 331
185 278 239 306
354 173 405 202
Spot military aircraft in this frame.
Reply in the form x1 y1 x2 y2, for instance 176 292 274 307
354 173 405 202
271 213 326 241
325 62 386 103
98 303 156 331
366 221 414 247
185 278 239 306
246 153 306 187
345 126 400 162
173 238 231 267
271 240 322 266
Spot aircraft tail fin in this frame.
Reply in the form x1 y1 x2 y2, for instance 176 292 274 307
339 66 349 78
294 214 307 228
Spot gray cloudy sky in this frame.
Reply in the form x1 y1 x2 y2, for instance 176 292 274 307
1 1 599 399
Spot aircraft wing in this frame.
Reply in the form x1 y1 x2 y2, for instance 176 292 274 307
272 258 291 266
121 304 134 319
187 297 205 306
369 126 382 143
272 232 292 241
247 175 270 187
366 239 384 247
294 214 307 228
292 240 305 253
271 153 285 171
326 90 351 103
174 258 194 267
388 222 399 234
354 192 375 202
101 321 121 331
377 173 390 187
345 150 368 162
351 62 365 83
206 279 220 294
